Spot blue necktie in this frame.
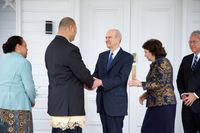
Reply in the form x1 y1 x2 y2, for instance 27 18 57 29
107 53 113 70
191 55 198 71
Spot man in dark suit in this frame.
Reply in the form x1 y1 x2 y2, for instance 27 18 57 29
177 30 200 133
93 29 133 133
45 17 98 133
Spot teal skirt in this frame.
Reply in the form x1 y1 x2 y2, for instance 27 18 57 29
0 108 33 133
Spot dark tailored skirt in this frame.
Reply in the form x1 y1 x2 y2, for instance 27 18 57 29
0 108 33 133
141 104 176 133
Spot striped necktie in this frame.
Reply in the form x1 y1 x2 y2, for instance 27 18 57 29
191 55 198 71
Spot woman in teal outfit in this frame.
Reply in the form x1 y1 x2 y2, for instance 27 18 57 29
0 36 36 133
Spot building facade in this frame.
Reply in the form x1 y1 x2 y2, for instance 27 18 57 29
0 0 200 132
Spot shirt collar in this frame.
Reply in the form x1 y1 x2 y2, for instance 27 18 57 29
110 47 120 59
11 52 23 58
194 53 200 60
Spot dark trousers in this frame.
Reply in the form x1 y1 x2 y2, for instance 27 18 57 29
141 104 176 133
182 105 200 133
52 127 82 133
100 109 124 133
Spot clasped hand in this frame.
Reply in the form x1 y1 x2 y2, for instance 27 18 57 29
84 77 102 90
181 92 197 106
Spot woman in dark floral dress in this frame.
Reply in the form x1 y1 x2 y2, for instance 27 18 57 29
129 39 176 133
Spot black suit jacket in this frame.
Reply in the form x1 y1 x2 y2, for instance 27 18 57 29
45 35 93 116
93 48 133 116
177 54 200 113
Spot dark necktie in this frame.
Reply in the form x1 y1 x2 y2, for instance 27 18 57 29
107 53 113 70
191 55 198 71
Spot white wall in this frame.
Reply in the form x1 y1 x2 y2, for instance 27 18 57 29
8 0 200 133
0 0 16 56
20 0 79 132
80 0 131 133
182 0 200 56
130 0 183 132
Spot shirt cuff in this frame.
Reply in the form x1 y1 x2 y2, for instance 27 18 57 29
193 93 199 99
181 93 185 97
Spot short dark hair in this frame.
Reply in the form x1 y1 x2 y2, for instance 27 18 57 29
142 39 167 58
58 17 76 29
2 36 23 54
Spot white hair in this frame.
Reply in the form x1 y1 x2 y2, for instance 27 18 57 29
190 30 200 39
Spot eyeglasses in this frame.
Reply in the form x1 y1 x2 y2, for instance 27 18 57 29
188 40 200 45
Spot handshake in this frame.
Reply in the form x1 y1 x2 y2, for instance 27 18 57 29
84 77 102 90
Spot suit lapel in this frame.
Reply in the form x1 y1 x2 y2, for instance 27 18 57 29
107 48 123 71
187 55 193 75
104 51 110 72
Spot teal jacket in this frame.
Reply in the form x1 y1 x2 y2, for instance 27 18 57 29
0 52 36 111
